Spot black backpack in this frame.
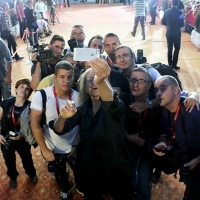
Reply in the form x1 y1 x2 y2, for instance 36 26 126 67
148 63 183 90
143 63 183 98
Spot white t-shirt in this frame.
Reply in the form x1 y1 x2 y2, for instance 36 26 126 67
30 86 79 154
37 19 48 33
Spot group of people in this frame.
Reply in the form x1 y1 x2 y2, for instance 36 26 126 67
0 19 200 200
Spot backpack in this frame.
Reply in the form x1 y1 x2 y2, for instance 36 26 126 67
20 89 47 147
147 63 183 90
143 63 183 98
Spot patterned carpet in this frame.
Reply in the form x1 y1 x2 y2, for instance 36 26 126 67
1 2 199 200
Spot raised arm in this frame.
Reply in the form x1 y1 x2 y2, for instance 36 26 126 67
90 58 113 101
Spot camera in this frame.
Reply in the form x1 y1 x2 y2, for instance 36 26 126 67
4 131 18 150
31 43 54 62
73 48 100 61
47 161 56 172
135 49 147 64
139 132 153 152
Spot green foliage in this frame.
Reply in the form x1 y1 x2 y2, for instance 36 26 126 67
195 12 200 33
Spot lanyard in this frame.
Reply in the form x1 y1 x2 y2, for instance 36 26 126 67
168 102 180 145
11 106 20 131
138 109 148 134
47 63 53 74
53 86 72 116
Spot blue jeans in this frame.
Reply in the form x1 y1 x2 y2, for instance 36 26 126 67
131 151 152 200
28 26 38 46
0 79 11 102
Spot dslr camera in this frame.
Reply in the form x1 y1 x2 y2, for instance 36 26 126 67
31 43 54 62
4 131 18 150
135 49 147 64
139 132 153 152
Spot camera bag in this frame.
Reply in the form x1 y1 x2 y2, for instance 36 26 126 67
20 89 47 147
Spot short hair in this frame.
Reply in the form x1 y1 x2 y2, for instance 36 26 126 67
2 2 9 8
103 33 121 44
26 0 32 5
63 52 73 60
54 61 73 75
172 0 179 6
50 35 65 46
157 75 179 87
115 45 135 58
88 35 103 47
78 68 92 105
72 24 84 29
15 78 33 96
131 67 152 82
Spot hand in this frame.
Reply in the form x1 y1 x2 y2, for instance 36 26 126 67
129 102 148 113
10 132 22 141
32 52 39 62
112 87 122 97
3 75 12 84
153 142 167 156
59 100 77 119
41 148 55 162
184 97 199 113
90 58 111 84
128 133 145 146
0 134 6 145
184 156 200 171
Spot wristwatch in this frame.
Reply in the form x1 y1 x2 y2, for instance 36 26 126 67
148 101 153 109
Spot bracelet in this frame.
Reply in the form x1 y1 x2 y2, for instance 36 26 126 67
72 144 79 148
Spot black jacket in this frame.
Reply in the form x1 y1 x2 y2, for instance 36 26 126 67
49 93 131 174
162 7 185 37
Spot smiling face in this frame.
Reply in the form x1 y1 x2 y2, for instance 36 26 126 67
15 84 32 99
115 47 135 70
129 71 151 99
85 70 100 98
104 36 120 56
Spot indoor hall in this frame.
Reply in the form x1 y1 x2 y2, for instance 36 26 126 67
0 2 200 200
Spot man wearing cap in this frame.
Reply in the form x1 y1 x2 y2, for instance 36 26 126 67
30 61 80 200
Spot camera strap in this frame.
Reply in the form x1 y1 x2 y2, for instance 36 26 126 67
167 98 191 150
11 106 20 131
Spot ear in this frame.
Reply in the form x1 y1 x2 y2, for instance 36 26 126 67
53 74 56 81
174 86 179 94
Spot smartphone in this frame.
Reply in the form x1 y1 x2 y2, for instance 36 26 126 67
73 48 100 61
9 131 17 137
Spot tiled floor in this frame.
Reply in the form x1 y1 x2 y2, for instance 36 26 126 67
1 2 200 200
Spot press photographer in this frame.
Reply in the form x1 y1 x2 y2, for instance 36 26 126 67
30 34 65 91
154 75 200 200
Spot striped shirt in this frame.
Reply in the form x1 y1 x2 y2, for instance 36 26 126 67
133 0 146 17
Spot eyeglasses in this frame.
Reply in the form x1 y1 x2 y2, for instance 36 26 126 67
116 53 133 60
129 78 149 84
71 32 85 37
86 77 94 84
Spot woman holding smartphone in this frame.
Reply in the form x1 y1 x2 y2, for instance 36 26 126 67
0 79 37 189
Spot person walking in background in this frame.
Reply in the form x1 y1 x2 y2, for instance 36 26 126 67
0 38 12 102
24 0 38 46
0 2 24 60
0 79 37 189
15 0 26 40
35 0 47 19
162 0 184 70
131 0 147 40
148 0 157 25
